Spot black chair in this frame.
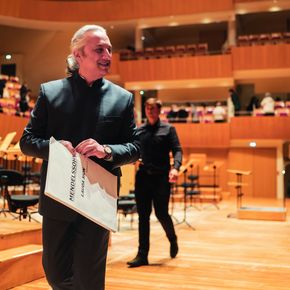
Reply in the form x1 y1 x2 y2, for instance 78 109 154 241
117 192 137 230
0 169 39 222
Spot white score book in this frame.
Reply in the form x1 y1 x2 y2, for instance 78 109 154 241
45 137 117 232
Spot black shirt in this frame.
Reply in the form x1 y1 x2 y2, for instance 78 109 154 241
70 72 104 146
138 119 182 173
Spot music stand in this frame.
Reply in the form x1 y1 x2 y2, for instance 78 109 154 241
0 131 17 168
170 181 180 224
0 175 15 218
173 169 196 230
203 161 223 209
227 169 251 218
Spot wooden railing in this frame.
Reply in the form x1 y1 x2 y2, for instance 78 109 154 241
118 54 233 82
0 114 28 142
230 116 290 139
174 123 230 149
232 44 290 71
114 44 290 82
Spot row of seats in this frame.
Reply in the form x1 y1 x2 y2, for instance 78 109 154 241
161 105 227 124
253 107 290 117
0 98 33 117
237 32 290 46
120 31 290 61
120 43 208 61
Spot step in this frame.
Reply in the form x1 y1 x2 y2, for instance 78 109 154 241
0 219 42 251
0 244 44 290
12 277 49 289
238 206 287 221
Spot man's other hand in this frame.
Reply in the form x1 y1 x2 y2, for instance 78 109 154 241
75 138 106 159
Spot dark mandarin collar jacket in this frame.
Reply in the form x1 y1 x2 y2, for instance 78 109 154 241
20 72 140 220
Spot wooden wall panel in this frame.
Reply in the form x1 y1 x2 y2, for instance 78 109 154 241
228 148 276 198
228 148 253 197
252 148 276 198
232 44 290 71
119 164 136 196
174 123 230 149
230 117 290 139
109 53 119 76
0 0 233 22
0 114 28 142
119 55 233 82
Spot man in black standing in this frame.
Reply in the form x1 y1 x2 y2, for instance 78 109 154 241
127 98 183 267
228 88 240 116
20 24 140 290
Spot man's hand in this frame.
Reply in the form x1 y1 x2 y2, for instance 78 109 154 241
169 168 179 183
75 138 106 159
60 140 76 155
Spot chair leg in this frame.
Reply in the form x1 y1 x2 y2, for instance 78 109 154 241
118 213 121 231
130 213 134 229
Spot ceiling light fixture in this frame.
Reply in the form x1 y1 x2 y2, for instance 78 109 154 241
168 22 179 27
269 6 281 12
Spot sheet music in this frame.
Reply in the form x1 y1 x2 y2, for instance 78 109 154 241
45 137 118 232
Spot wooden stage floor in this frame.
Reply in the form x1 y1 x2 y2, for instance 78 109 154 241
4 198 290 290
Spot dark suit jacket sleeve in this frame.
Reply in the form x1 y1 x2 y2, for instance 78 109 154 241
105 93 140 169
20 86 50 161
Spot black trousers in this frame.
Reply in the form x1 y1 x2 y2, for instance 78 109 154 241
134 170 177 257
42 215 109 290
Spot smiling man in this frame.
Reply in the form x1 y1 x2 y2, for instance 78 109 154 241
20 25 140 290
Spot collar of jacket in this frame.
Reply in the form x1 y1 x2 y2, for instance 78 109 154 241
73 71 104 89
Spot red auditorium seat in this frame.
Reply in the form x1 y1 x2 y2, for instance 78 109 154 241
134 49 145 59
175 45 186 57
271 33 283 44
248 34 259 45
119 49 134 61
144 47 155 59
259 33 271 45
154 46 166 58
186 44 197 56
283 32 290 43
164 45 175 57
237 35 249 46
275 108 289 117
196 43 208 55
